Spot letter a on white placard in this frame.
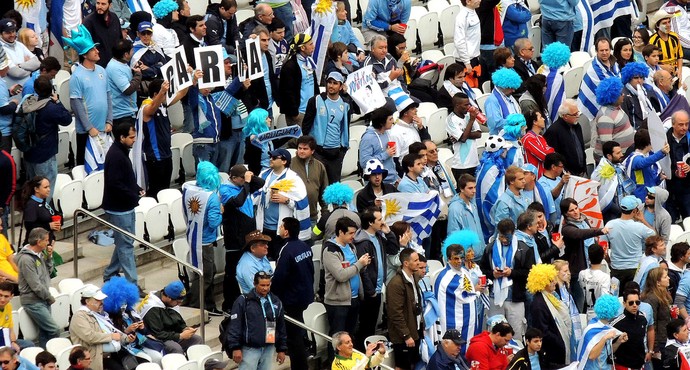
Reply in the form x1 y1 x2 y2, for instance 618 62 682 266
161 59 177 106
245 37 264 80
194 45 226 89
173 46 192 91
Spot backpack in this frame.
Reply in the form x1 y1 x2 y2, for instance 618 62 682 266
12 101 41 153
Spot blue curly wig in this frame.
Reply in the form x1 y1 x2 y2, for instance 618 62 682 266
102 277 140 314
620 62 650 84
595 77 624 106
492 68 522 89
541 42 571 69
502 113 526 141
593 294 621 320
196 161 220 192
152 0 178 19
442 230 480 261
243 108 270 139
322 182 354 205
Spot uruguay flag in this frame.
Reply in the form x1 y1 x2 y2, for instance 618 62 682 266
541 65 565 123
577 58 620 120
434 265 480 356
581 0 638 53
310 1 337 84
126 0 152 14
576 318 619 370
85 133 113 175
380 191 441 245
182 182 212 269
475 153 508 240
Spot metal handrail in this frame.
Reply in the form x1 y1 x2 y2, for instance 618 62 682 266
284 315 395 370
73 208 205 339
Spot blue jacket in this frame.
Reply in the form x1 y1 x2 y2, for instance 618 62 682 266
624 150 666 201
331 21 364 51
447 195 486 260
23 97 72 163
201 194 222 244
362 0 411 32
427 342 470 370
225 289 288 352
190 85 221 143
359 126 399 183
272 237 315 307
502 3 531 47
490 189 530 226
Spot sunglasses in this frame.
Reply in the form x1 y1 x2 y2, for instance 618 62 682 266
627 300 641 306
0 361 12 365
647 194 655 199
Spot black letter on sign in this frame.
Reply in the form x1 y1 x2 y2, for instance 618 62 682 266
247 41 262 78
175 52 190 87
199 51 220 85
165 65 176 101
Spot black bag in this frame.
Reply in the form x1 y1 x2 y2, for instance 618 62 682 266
120 353 139 370
12 101 41 153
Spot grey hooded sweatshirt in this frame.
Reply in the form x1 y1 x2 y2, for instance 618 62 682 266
17 245 54 305
647 186 672 241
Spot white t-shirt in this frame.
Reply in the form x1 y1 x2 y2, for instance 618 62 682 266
389 119 422 159
446 112 480 169
579 268 616 320
63 0 82 33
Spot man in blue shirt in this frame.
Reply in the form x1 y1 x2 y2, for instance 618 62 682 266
353 207 398 349
491 165 530 227
65 25 113 165
537 153 570 224
398 153 430 194
278 33 319 126
236 230 273 294
106 39 142 128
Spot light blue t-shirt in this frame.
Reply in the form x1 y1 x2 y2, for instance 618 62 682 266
583 341 612 370
324 97 345 148
70 63 109 133
297 55 315 114
262 54 273 108
106 59 137 119
368 232 384 294
603 218 655 270
529 352 541 370
236 251 274 293
676 270 690 313
0 78 12 136
340 243 360 298
644 209 655 228
264 172 280 230
538 175 563 223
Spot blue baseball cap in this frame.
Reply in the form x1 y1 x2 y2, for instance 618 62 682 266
268 148 291 162
137 21 153 33
163 281 186 300
620 195 642 211
521 163 538 176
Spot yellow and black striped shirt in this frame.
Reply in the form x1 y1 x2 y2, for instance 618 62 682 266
650 31 684 65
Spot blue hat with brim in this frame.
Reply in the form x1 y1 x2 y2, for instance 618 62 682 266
62 24 99 56
163 281 186 300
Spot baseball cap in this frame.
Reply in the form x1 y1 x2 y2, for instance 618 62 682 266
620 195 642 211
138 21 154 33
163 281 187 300
229 164 247 179
82 287 108 300
442 329 466 345
646 186 656 195
0 19 16 33
521 163 538 176
268 148 291 162
327 71 344 83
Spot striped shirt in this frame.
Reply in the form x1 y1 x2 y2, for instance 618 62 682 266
650 32 684 65
592 105 635 157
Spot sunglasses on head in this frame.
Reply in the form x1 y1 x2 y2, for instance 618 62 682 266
257 271 273 278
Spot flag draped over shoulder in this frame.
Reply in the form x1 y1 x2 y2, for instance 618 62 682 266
576 320 619 370
310 0 337 84
380 191 441 245
132 105 147 191
254 169 312 240
540 65 565 123
578 59 620 120
578 0 638 52
182 182 212 269
475 153 508 240
85 133 113 175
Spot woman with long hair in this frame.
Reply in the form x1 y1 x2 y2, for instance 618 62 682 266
519 74 549 124
242 108 272 174
21 176 60 246
642 266 672 368
614 38 635 70
632 28 651 62
553 259 581 362
527 263 573 368
560 198 609 312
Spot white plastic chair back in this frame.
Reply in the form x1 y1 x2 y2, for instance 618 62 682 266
46 337 73 356
51 293 71 329
145 203 170 243
57 179 83 220
58 278 84 295
18 307 38 342
83 170 104 210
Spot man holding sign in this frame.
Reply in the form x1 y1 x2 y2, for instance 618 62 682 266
242 27 278 114
279 34 319 127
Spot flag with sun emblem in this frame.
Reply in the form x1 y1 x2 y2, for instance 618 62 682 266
15 0 47 47
182 182 212 269
380 191 441 245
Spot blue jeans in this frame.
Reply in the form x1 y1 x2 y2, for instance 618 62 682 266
192 143 220 168
104 210 137 283
22 301 60 348
273 2 295 42
216 130 246 173
239 346 276 370
542 19 574 49
26 156 57 203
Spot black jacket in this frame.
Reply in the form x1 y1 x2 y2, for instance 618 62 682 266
24 99 72 163
543 117 587 176
238 17 263 42
513 57 542 87
205 4 240 53
353 229 399 297
221 176 265 250
83 11 123 68
535 230 560 264
103 141 141 212
0 150 15 208
622 90 648 130
272 237 315 307
355 183 398 212
225 290 288 353
476 0 502 48
279 55 320 117
530 292 567 368
479 239 535 302
506 347 548 370
666 128 690 193
241 50 277 112
436 85 454 111
611 309 648 369
182 35 203 69
561 221 605 277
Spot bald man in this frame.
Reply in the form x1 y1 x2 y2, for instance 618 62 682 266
240 4 274 41
649 69 674 113
667 110 690 221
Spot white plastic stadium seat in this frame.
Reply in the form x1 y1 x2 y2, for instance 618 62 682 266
57 130 70 167
18 307 39 342
159 189 186 235
443 43 455 56
235 9 253 24
563 66 583 98
305 303 329 358
427 108 449 144
439 5 460 44
83 170 104 210
422 50 445 63
50 293 71 330
46 337 73 356
161 354 188 370
19 347 44 364
58 278 84 295
417 12 439 51
70 284 98 314
426 0 449 14
145 203 170 243
341 140 360 177
569 51 592 68
170 146 181 184
136 364 162 370
71 165 86 180
427 259 445 275
56 345 79 369
57 179 83 220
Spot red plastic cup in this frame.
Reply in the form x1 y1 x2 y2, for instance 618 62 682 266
552 232 561 242
672 304 679 319
399 23 408 31
599 240 609 255
387 141 396 149
479 275 487 285
51 215 62 223
678 161 687 178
